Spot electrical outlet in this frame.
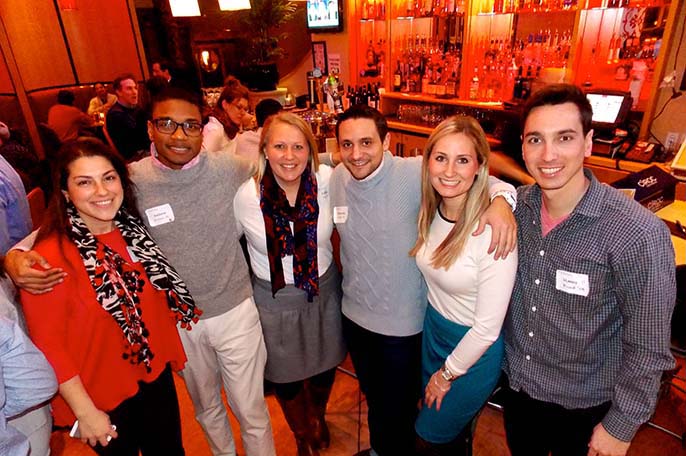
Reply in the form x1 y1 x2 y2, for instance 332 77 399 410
665 132 679 153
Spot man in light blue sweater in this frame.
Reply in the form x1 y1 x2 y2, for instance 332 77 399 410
329 105 517 456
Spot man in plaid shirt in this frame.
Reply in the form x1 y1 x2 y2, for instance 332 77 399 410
503 84 676 456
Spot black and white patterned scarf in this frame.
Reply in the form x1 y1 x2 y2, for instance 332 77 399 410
66 204 201 372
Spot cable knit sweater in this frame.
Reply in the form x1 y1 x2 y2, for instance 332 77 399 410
129 151 254 319
330 152 426 336
330 151 515 337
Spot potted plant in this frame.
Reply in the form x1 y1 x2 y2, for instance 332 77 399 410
240 0 297 91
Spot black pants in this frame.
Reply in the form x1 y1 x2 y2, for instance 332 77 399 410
502 383 611 456
94 364 184 456
342 316 422 456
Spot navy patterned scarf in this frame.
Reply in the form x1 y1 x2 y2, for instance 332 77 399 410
66 204 201 372
259 165 319 301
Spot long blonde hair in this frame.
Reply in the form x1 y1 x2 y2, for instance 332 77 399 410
409 116 490 269
256 112 320 182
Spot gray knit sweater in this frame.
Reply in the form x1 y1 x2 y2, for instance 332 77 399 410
330 152 427 336
129 151 253 319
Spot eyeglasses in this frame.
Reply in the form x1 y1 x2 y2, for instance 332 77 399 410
152 118 203 137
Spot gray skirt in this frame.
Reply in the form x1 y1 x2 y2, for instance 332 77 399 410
252 265 346 383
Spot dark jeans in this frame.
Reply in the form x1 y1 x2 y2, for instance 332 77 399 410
502 382 611 456
342 316 422 456
94 364 184 456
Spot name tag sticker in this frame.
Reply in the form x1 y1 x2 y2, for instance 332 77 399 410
555 270 589 297
145 203 175 227
333 206 348 224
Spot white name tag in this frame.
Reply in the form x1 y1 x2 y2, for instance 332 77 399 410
145 203 175 227
555 269 590 297
333 206 348 224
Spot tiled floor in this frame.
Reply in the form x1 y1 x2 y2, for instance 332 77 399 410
51 358 686 455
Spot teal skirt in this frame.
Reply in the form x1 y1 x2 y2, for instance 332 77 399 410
414 304 504 443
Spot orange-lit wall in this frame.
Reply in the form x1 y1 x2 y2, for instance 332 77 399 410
0 0 143 90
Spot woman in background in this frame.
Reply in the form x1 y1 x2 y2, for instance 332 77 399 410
202 76 253 152
234 112 345 456
20 138 201 455
410 116 517 455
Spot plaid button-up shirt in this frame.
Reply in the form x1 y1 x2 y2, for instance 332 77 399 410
504 169 675 441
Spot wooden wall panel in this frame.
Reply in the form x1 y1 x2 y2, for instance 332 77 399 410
0 0 74 90
0 48 15 94
60 0 143 83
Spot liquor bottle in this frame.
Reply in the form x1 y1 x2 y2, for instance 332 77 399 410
513 66 524 100
469 67 480 100
521 66 532 100
445 71 457 98
393 61 403 92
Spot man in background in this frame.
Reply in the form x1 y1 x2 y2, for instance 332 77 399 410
0 155 31 255
106 73 150 161
87 83 117 116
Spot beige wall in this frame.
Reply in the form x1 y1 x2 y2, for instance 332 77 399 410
649 0 686 147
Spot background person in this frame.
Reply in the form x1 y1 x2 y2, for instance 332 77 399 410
410 116 517 455
87 83 117 116
234 112 345 456
106 73 150 161
20 138 201 455
0 315 57 456
47 90 95 143
202 76 253 153
234 98 283 163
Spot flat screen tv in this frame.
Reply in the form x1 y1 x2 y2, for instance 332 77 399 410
307 0 342 33
585 90 632 135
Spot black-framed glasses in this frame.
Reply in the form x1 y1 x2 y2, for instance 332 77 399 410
152 118 203 137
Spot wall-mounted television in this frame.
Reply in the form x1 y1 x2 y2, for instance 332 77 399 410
307 0 343 33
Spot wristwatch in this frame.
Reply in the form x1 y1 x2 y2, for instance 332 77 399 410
491 190 517 212
440 364 457 382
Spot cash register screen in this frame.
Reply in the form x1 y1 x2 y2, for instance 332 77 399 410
587 93 625 124
585 91 632 133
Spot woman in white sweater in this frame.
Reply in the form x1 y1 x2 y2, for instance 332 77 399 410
410 116 518 455
233 112 345 456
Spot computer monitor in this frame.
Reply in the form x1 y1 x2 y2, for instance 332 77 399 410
307 0 343 33
585 90 632 135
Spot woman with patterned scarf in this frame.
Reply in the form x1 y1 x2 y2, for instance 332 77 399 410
234 112 346 456
20 138 201 455
202 76 254 153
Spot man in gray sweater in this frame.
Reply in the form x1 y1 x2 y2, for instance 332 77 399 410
330 105 517 456
3 88 275 456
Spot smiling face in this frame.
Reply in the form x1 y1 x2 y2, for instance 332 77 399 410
148 98 203 169
522 102 593 199
115 78 138 107
264 121 310 192
428 133 480 211
64 156 123 234
337 117 389 180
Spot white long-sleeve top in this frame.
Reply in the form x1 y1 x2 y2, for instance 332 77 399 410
233 164 334 282
415 212 517 377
